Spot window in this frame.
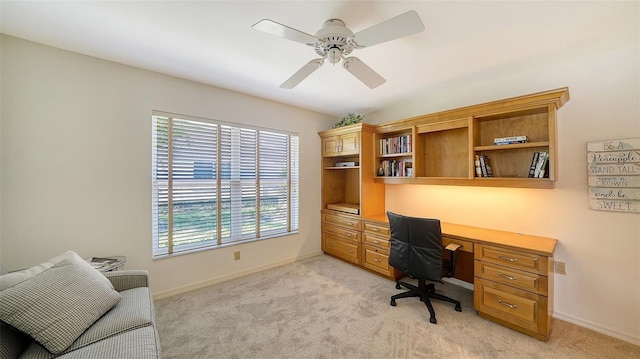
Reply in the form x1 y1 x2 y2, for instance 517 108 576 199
151 112 299 258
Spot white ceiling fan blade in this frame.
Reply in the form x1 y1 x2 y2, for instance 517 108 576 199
280 59 324 89
252 19 319 45
351 10 425 48
342 57 386 89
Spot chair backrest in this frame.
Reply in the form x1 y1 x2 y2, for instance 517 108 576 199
387 211 443 281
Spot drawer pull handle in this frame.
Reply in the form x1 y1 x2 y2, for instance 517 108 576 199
347 222 354 226
347 249 354 253
346 233 353 237
373 240 379 244
373 258 381 262
498 273 517 281
497 299 518 309
497 255 518 262
373 228 380 232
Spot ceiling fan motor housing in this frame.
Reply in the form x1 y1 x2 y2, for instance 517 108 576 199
314 19 354 62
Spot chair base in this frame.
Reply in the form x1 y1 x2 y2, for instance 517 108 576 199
390 279 462 324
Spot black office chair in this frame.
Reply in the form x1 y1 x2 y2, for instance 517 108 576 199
387 211 462 324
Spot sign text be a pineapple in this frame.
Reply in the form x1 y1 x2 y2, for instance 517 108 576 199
587 138 640 212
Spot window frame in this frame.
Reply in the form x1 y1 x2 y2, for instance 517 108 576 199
151 111 299 259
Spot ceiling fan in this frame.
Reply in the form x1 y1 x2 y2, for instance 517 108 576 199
252 10 425 89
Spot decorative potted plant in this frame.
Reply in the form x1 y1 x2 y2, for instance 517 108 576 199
334 113 364 128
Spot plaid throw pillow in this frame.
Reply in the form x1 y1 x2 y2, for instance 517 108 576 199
0 254 122 354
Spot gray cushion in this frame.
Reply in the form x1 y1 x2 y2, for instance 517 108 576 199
20 287 155 358
0 322 31 359
0 250 79 290
0 255 122 354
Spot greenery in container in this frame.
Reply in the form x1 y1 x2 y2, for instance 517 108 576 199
334 113 364 128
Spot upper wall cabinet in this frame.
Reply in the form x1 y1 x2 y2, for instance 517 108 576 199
322 131 360 157
374 87 570 189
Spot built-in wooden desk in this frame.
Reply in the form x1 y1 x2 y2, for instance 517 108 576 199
321 210 556 341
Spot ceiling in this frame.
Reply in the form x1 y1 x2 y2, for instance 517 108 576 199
0 1 619 117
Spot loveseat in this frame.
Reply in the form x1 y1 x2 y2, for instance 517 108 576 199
0 251 161 359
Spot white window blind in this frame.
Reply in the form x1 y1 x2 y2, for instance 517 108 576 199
152 113 299 257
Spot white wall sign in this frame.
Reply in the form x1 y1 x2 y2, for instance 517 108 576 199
587 138 640 213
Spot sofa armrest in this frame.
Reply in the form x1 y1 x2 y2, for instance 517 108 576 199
104 270 149 292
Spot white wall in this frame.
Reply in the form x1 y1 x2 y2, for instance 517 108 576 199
0 35 333 297
365 3 640 345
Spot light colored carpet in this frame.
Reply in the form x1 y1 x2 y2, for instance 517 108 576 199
155 254 639 358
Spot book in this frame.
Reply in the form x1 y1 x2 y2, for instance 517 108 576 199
478 155 493 177
474 155 482 177
494 135 528 145
536 152 549 178
528 152 540 177
533 151 548 178
88 257 118 269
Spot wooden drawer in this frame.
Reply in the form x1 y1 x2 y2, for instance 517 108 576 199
362 232 389 249
443 236 473 253
363 245 391 276
324 234 360 264
323 214 361 231
474 278 549 336
323 223 360 241
475 244 548 275
475 261 548 295
363 222 389 236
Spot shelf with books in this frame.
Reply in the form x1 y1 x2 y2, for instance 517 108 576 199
374 126 420 178
371 87 568 189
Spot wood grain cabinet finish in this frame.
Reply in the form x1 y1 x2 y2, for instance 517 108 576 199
361 221 399 279
321 214 362 265
322 132 359 157
474 243 554 341
374 87 569 189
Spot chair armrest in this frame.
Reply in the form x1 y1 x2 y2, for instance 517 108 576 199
104 270 149 292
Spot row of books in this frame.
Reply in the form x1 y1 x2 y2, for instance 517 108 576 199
378 160 413 177
529 151 549 178
379 135 412 155
474 155 493 177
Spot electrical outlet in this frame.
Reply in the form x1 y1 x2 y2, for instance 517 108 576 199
234 251 240 261
555 261 566 275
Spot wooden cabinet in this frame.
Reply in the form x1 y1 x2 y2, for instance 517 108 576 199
474 243 554 341
374 87 569 189
322 131 359 157
319 123 385 218
362 221 402 280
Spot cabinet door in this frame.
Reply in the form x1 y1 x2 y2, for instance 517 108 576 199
339 132 360 155
322 136 340 157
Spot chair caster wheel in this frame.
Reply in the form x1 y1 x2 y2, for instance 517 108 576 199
429 317 437 324
395 283 401 289
455 305 462 312
390 299 396 307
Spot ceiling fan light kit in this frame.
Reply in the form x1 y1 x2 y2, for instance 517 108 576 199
252 10 424 89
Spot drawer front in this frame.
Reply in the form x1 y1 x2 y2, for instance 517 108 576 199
324 234 360 264
443 236 474 253
475 244 547 275
363 245 391 276
362 232 390 249
474 278 547 334
323 223 360 241
323 214 361 231
475 261 548 295
363 222 390 236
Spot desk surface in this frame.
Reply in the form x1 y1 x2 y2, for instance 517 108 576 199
364 213 557 256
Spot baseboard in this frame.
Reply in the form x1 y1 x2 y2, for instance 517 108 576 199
443 277 474 291
552 311 640 346
152 250 323 300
